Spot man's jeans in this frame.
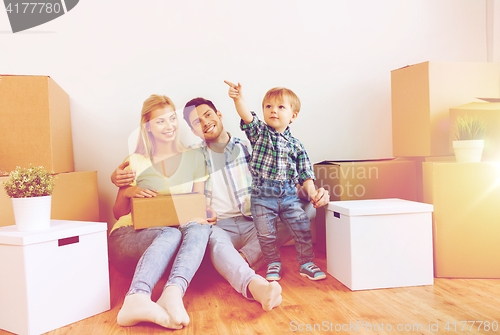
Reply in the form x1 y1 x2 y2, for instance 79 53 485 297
209 191 315 300
251 179 314 266
215 215 291 272
109 222 211 297
208 225 261 299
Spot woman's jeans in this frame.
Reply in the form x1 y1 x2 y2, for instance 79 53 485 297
109 221 211 297
251 179 314 266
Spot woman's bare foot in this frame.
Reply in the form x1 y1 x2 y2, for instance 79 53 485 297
117 293 183 329
156 285 190 327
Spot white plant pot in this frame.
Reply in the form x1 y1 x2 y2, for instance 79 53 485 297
453 140 484 163
11 195 52 232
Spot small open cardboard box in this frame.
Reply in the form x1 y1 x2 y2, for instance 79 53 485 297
449 99 500 161
131 193 206 229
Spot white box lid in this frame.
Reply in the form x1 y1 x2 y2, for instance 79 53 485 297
327 198 433 216
0 220 107 246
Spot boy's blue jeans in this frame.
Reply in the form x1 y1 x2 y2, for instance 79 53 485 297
251 178 314 266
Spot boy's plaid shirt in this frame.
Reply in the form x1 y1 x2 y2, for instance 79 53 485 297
197 134 253 218
240 111 315 185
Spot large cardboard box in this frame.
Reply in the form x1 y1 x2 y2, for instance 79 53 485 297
391 61 500 157
0 75 74 173
423 162 500 278
399 156 455 202
0 220 110 335
131 193 206 229
314 159 418 202
313 158 418 252
326 199 434 291
0 171 99 228
449 102 500 161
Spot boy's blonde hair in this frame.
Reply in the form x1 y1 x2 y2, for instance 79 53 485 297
262 87 301 113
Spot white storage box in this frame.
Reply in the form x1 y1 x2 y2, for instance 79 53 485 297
326 199 434 291
0 220 110 335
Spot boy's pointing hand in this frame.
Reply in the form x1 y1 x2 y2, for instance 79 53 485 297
224 80 252 123
224 80 242 100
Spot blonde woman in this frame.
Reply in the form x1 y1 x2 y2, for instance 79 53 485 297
108 94 215 330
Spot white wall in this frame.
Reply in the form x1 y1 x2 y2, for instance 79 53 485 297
0 0 496 226
490 0 500 61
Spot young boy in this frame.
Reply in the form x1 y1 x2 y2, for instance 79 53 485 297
224 80 326 281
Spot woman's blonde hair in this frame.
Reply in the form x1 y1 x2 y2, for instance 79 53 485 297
134 94 186 158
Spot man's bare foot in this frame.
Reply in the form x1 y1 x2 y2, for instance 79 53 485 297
248 277 282 311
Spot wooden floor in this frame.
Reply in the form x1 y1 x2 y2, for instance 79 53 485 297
2 245 500 335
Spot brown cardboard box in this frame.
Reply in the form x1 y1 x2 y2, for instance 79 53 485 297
391 61 500 157
399 156 455 202
423 162 500 278
0 75 74 173
313 159 418 202
449 102 500 161
313 158 418 253
131 193 206 229
0 171 99 227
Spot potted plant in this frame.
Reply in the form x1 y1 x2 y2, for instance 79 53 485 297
3 164 56 231
452 115 486 163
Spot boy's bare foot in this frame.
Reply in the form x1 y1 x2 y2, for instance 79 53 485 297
156 285 190 327
248 277 282 311
117 293 183 329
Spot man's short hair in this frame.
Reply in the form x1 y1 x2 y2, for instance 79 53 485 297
183 97 218 128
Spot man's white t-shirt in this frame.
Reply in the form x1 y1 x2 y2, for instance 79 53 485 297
208 150 241 220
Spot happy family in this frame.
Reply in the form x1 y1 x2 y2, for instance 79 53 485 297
107 80 331 330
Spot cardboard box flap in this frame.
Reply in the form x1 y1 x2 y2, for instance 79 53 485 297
327 199 433 217
316 158 396 165
477 98 500 103
452 101 500 110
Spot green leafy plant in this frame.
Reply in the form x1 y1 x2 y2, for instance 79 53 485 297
3 164 56 198
454 115 486 141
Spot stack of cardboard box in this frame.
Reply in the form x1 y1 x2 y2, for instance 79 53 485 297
0 75 100 227
391 61 500 198
392 61 500 278
314 61 500 279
